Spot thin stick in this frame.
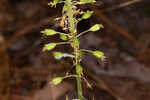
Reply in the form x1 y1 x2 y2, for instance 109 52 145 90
102 0 143 12
85 68 124 100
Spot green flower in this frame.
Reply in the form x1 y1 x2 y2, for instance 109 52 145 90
51 77 63 85
81 11 93 19
60 34 68 41
53 52 63 59
43 43 57 51
89 24 103 32
41 29 57 36
92 51 104 58
53 51 75 60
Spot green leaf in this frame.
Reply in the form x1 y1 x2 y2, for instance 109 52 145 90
53 0 60 7
72 37 79 48
60 34 68 41
51 77 63 85
92 51 104 58
41 29 57 36
43 43 57 51
80 0 96 4
53 52 63 59
76 64 83 74
89 24 103 32
81 11 93 19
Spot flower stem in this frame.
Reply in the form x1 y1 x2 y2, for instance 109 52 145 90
79 49 93 53
76 30 90 38
56 42 69 45
57 32 70 36
63 75 77 78
66 0 83 99
76 73 83 100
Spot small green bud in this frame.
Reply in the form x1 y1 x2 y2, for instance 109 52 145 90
41 29 57 36
92 51 104 58
76 64 83 74
89 24 103 32
43 43 57 51
53 52 63 59
81 11 93 19
60 34 68 41
51 77 63 85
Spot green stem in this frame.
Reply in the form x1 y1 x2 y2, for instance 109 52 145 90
75 48 83 100
57 32 70 36
63 74 78 78
66 0 83 99
56 42 69 45
76 30 90 38
76 74 82 100
79 49 93 53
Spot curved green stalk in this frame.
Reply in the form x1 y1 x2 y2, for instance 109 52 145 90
76 30 90 38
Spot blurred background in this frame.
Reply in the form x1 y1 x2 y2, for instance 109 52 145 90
0 0 150 100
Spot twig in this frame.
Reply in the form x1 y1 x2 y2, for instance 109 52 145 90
93 7 141 48
92 7 150 65
101 0 143 12
0 34 11 100
84 68 124 100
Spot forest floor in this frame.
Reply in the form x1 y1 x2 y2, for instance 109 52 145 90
0 0 150 100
